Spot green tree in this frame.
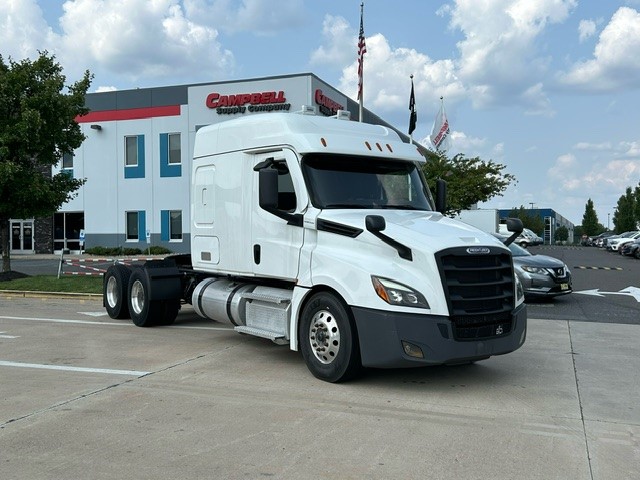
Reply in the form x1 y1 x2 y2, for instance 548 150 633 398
421 149 516 215
612 187 637 233
554 225 569 243
581 198 600 236
0 52 92 272
507 205 545 236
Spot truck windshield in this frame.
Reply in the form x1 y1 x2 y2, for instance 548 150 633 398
302 154 433 210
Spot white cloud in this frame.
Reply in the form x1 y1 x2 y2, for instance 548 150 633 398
310 15 353 67
547 150 640 197
323 24 464 118
184 0 305 35
57 0 234 85
558 7 640 91
0 0 58 60
578 19 597 42
573 141 612 151
443 0 576 111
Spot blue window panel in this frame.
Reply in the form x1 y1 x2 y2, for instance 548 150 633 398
125 135 145 179
138 210 146 242
159 133 181 178
160 210 170 242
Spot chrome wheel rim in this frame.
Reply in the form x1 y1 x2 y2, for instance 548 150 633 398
106 276 118 308
308 309 340 364
130 279 145 315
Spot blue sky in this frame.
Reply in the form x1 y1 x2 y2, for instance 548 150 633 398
2 0 640 226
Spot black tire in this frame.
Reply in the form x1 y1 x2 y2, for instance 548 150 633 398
103 264 132 319
127 269 167 327
299 292 361 383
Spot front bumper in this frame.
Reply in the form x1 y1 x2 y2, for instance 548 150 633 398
520 273 572 298
352 304 527 369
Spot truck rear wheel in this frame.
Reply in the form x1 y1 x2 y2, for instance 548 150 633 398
104 264 132 319
300 292 361 383
127 269 179 327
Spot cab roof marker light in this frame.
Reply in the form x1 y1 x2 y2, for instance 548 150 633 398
332 110 351 121
365 141 372 150
386 144 393 152
297 105 317 115
320 137 327 147
376 143 383 151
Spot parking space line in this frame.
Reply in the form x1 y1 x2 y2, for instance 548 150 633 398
0 360 150 376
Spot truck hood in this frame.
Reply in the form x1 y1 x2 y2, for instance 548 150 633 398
317 210 505 254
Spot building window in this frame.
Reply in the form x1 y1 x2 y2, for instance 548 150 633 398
126 211 139 241
161 210 182 241
125 135 145 179
126 210 146 241
61 152 74 177
160 133 182 177
169 133 181 165
125 136 138 166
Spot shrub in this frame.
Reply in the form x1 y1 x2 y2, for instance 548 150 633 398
148 246 172 255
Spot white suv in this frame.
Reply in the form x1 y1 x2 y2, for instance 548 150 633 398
608 231 640 252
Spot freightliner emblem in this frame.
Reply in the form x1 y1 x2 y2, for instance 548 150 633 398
466 247 491 254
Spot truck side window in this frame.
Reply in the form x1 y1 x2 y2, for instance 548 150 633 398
272 161 297 212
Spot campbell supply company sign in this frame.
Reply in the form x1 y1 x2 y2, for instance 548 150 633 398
314 89 344 116
206 90 291 115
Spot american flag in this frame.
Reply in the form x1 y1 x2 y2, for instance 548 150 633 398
357 3 366 101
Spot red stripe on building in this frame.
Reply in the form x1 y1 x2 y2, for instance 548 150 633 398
76 105 181 123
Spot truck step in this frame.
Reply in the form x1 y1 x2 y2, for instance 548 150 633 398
234 326 288 344
240 292 291 304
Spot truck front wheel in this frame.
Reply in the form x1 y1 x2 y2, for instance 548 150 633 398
104 264 131 319
300 292 362 383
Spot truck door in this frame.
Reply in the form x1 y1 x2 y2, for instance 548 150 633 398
251 150 305 281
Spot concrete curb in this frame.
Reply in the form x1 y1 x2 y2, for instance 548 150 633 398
0 290 102 301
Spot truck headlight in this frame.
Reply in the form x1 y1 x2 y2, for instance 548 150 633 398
514 274 525 306
371 276 429 309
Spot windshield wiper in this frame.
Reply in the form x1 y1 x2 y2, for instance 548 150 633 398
323 203 371 209
384 204 423 210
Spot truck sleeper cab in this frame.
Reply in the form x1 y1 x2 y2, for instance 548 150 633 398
103 109 527 383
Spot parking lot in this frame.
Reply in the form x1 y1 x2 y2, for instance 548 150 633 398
1 246 639 479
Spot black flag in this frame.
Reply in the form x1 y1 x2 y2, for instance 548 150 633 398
409 76 417 135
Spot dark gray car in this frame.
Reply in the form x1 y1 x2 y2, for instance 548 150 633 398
507 242 572 300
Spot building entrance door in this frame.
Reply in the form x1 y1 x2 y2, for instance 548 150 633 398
10 220 34 254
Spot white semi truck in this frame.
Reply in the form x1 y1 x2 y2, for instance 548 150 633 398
103 108 527 382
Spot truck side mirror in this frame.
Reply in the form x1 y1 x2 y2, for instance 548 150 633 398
503 217 524 246
435 178 447 214
506 217 523 234
365 215 386 232
259 168 279 210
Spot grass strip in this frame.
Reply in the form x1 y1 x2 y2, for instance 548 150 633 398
0 275 103 294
